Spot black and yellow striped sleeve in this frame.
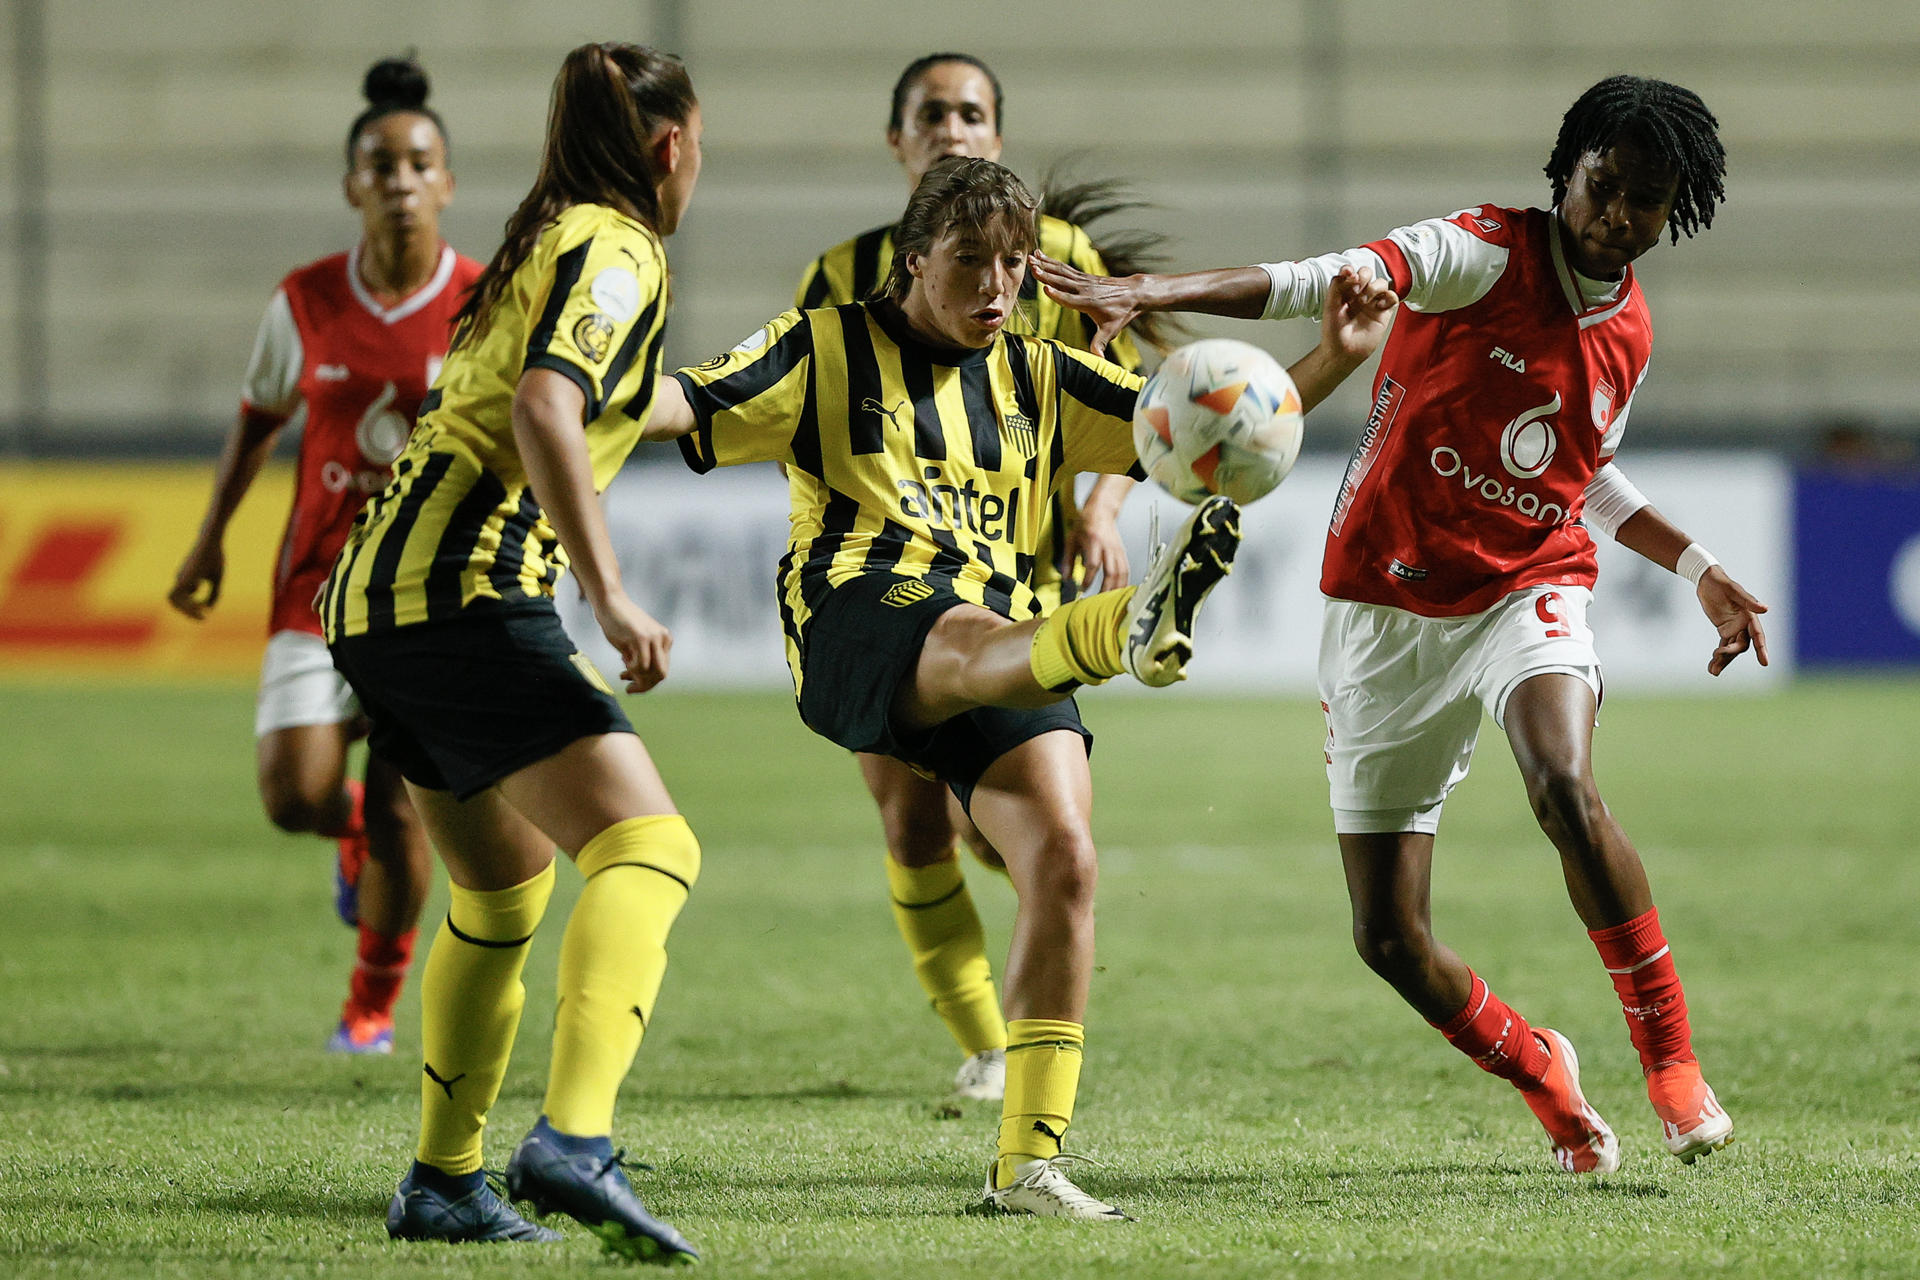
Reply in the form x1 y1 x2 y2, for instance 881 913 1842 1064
1051 343 1146 478
525 221 667 420
796 256 831 309
672 310 813 473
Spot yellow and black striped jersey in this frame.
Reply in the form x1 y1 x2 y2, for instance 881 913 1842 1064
673 300 1144 701
323 203 671 639
795 213 1143 372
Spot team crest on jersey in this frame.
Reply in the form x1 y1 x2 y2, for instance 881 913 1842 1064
1591 379 1615 432
571 313 616 364
881 580 935 608
1002 411 1038 458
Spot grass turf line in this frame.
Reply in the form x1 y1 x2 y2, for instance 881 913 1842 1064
1 681 1917 1278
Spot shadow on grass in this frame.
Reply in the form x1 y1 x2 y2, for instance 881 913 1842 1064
667 1080 923 1104
195 1188 386 1228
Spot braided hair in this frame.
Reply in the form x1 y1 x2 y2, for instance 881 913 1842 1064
1545 75 1726 242
345 55 448 168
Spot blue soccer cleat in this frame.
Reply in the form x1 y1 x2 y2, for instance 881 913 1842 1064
505 1116 698 1264
386 1162 562 1244
327 1012 394 1055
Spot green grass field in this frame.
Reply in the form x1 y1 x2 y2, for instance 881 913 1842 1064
3 680 1917 1278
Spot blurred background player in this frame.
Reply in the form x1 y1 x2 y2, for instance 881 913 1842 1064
794 51 1166 1101
323 43 704 1259
651 157 1397 1218
1034 74 1760 1172
167 55 473 1055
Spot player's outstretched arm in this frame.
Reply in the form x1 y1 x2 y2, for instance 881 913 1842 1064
167 408 288 619
1031 251 1271 359
1284 266 1399 415
639 374 697 441
514 367 673 692
1613 505 1770 676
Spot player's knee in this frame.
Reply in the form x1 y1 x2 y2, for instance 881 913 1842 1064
1352 920 1431 981
881 804 957 865
1026 828 1098 912
259 781 331 834
1524 768 1606 849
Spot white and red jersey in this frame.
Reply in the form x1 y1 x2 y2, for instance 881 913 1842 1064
1263 205 1651 617
242 243 483 635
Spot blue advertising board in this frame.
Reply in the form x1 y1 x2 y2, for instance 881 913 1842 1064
1794 469 1920 666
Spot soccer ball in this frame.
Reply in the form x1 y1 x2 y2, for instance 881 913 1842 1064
1133 338 1304 505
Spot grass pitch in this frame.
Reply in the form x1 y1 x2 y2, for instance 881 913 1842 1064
2 680 1917 1278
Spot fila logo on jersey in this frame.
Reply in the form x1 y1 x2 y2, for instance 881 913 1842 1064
1489 346 1527 373
316 364 351 381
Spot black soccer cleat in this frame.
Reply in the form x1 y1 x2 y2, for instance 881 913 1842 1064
386 1162 562 1244
1122 494 1242 686
505 1116 698 1265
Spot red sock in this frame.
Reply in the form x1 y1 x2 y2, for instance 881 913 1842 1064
1433 970 1550 1088
1589 907 1695 1072
318 778 364 841
344 925 416 1020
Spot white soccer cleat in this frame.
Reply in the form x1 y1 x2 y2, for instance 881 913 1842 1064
975 1154 1133 1222
1650 1064 1735 1164
952 1049 1006 1101
1121 494 1242 687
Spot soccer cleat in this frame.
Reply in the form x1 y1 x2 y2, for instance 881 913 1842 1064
386 1162 562 1244
952 1049 1006 1101
505 1116 698 1264
333 780 368 928
1648 1061 1734 1163
973 1153 1132 1222
1519 1028 1620 1174
1121 494 1241 687
328 1011 394 1055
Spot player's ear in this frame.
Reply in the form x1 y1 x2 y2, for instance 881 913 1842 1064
342 170 362 211
905 252 925 280
651 122 684 177
885 128 907 167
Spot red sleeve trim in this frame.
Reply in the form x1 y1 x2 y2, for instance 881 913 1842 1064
1360 238 1414 297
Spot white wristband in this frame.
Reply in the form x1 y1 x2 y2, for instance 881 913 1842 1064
1675 542 1719 586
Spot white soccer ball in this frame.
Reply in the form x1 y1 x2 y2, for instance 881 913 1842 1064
1133 338 1304 505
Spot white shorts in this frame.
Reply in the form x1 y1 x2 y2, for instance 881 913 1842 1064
1318 585 1602 835
255 630 358 737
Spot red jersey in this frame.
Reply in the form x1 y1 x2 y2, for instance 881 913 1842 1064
1315 206 1651 617
242 243 483 635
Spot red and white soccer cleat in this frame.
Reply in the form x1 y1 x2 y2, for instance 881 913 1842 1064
1519 1028 1621 1174
1648 1061 1734 1163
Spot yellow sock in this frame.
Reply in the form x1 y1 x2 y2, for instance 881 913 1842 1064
542 814 700 1137
1028 587 1137 691
885 854 1008 1057
416 863 556 1175
995 1018 1085 1187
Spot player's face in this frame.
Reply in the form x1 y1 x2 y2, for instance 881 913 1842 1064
653 106 704 236
887 62 1002 184
1557 139 1678 280
344 114 453 240
902 221 1028 349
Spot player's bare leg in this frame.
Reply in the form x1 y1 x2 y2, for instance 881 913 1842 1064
256 722 355 835
1504 673 1733 1162
1340 830 1617 1173
963 732 1127 1220
858 753 1008 1098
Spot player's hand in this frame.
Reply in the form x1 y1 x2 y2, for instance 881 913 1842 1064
1697 567 1769 676
595 593 673 693
1031 251 1138 359
1322 265 1399 364
167 541 224 619
1063 494 1131 590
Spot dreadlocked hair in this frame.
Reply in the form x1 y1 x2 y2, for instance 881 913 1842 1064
453 42 695 346
1545 74 1726 243
1038 161 1185 354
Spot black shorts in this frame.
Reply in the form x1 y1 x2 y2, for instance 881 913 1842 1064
328 605 633 801
797 574 1092 808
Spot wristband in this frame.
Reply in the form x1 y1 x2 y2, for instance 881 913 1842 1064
1675 542 1719 586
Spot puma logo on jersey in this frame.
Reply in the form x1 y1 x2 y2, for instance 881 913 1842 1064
861 397 908 431
316 364 351 381
1489 347 1527 373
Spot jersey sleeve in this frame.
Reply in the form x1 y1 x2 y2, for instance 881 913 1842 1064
1259 206 1511 321
1599 361 1651 460
795 256 832 309
1051 344 1147 478
241 288 302 416
524 222 668 420
671 310 814 472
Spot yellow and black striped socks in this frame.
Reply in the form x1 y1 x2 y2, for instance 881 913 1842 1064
994 1018 1085 1187
542 814 701 1137
885 854 1008 1057
415 862 556 1175
1029 588 1136 692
